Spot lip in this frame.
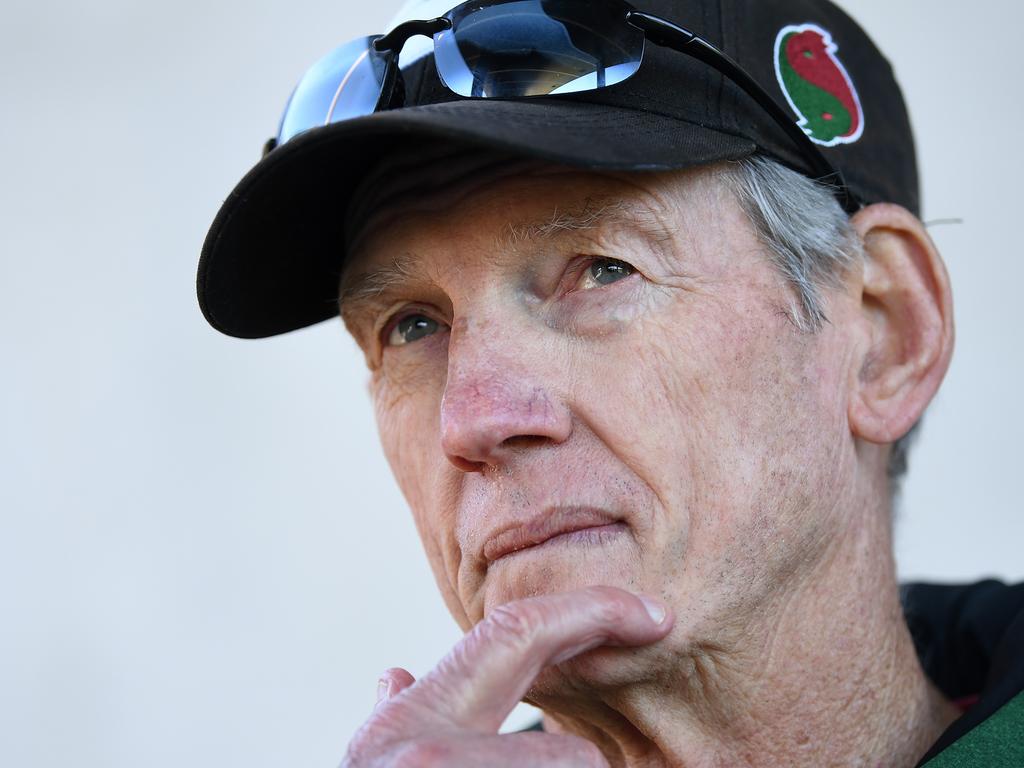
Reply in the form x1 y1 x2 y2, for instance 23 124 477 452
482 507 625 564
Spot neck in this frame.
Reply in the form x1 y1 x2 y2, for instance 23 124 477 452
536 482 960 766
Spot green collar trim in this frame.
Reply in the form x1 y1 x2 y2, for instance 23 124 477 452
922 691 1024 767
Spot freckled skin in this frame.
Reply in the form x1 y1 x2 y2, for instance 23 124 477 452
342 159 959 766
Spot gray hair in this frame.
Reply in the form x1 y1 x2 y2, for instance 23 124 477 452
723 154 922 496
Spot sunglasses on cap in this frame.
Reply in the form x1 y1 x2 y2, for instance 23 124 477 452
263 0 859 213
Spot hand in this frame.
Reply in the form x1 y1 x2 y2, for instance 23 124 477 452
341 586 673 767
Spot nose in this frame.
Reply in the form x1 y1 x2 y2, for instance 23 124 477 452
440 325 572 473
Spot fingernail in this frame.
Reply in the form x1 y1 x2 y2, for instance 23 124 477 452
639 596 667 625
376 678 389 704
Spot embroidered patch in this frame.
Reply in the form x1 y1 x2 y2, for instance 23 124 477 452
774 24 864 147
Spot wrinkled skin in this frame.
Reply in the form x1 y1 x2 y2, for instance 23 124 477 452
339 157 958 766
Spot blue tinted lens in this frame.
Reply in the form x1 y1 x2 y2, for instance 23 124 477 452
434 0 643 98
277 36 390 144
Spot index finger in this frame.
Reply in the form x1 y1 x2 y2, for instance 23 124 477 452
399 586 673 732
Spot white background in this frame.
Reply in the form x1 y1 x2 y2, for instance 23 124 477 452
2 1 1021 766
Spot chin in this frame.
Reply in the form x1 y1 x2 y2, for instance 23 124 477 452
481 529 643 613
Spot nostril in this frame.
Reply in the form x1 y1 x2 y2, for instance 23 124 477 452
447 454 487 473
443 434 557 473
499 434 554 451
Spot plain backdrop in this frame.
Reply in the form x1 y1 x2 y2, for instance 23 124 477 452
1 1 1021 766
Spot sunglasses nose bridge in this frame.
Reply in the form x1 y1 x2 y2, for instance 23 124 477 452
375 17 453 54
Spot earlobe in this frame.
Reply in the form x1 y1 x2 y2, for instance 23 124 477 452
847 204 955 444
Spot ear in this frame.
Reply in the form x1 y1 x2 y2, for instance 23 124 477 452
847 204 955 444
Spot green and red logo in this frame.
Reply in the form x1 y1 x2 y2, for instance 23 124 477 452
774 24 864 147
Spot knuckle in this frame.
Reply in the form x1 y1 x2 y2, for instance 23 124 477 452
581 586 627 627
480 601 541 650
592 595 626 628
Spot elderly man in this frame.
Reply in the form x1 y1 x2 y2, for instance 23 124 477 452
198 0 1024 765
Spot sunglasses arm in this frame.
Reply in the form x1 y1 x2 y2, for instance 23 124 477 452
375 17 452 53
627 11 859 213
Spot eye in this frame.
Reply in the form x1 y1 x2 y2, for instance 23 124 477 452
385 312 445 347
574 258 636 291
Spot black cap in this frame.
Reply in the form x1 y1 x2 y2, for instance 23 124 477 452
198 0 917 339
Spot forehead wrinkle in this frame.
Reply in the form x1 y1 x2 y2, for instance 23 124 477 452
494 196 677 254
340 177 691 323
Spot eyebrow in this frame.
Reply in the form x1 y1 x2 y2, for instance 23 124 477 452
338 197 675 313
339 252 425 310
496 197 675 250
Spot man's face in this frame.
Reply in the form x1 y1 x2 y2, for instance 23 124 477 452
342 158 860 674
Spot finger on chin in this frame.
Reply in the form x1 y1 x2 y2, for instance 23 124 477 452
408 587 673 731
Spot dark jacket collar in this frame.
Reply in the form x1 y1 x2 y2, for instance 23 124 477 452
902 580 1024 765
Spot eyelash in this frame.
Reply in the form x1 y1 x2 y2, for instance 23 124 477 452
377 256 637 349
557 256 639 303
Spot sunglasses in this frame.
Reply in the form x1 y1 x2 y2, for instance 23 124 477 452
265 0 858 213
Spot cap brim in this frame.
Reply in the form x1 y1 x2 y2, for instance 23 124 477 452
198 98 757 339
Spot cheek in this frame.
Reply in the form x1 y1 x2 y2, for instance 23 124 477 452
372 362 477 626
372 371 449 550
577 279 848 564
372 338 449 483
665 295 850 595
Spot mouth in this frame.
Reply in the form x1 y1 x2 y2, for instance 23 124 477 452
483 507 626 564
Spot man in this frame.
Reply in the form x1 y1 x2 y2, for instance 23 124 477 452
198 0 1024 764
